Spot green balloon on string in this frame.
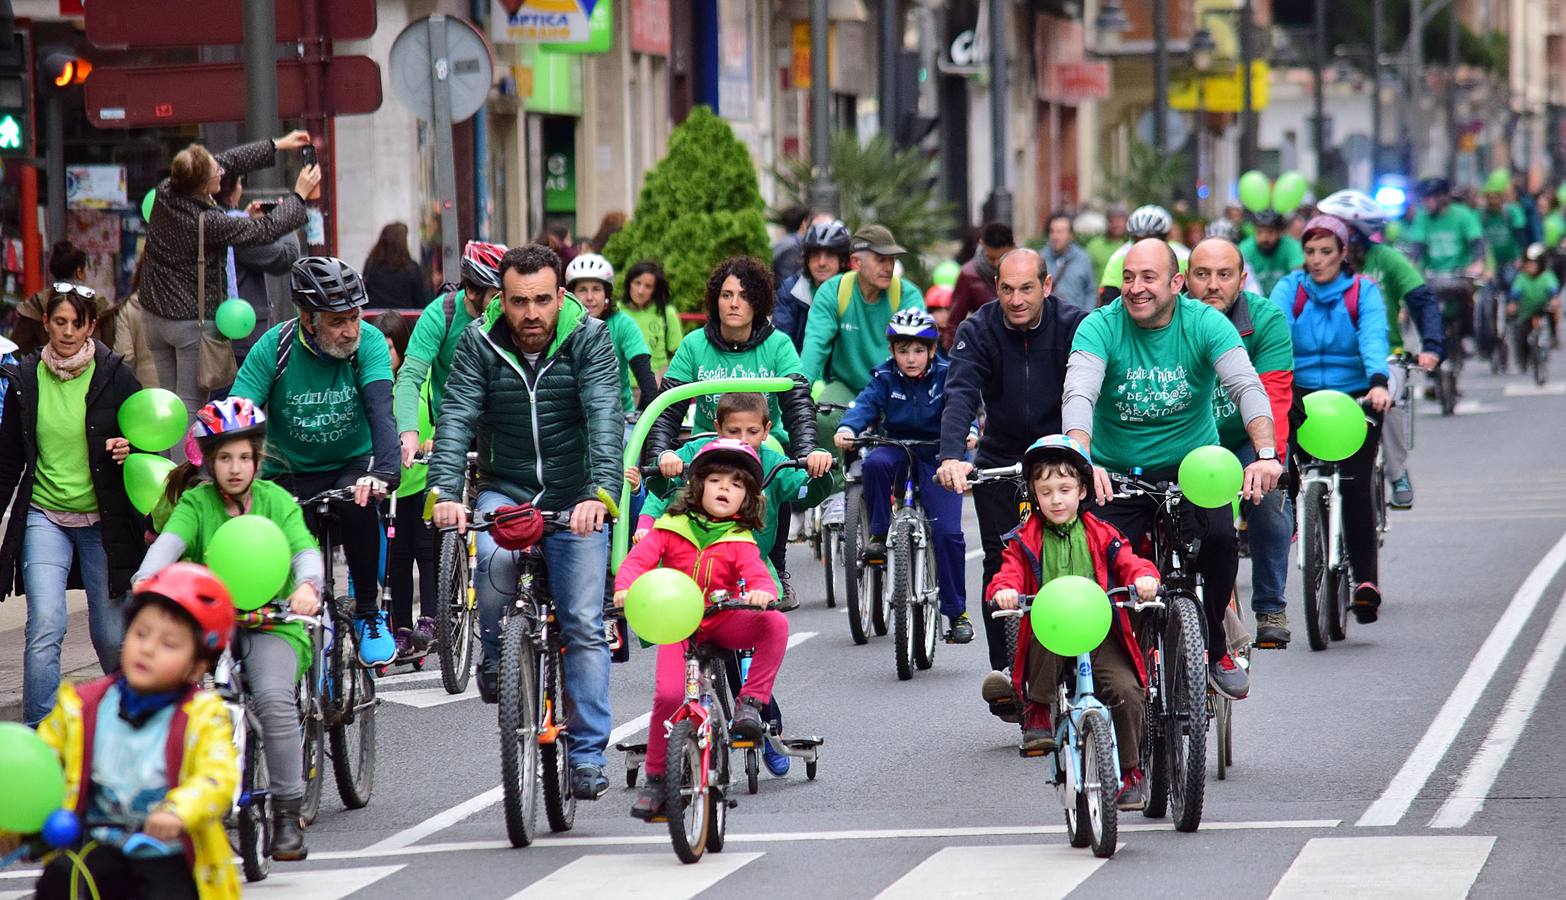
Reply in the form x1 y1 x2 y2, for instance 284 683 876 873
215 299 256 340
931 261 961 288
123 453 178 515
1296 389 1368 462
624 569 705 644
1271 171 1309 214
0 722 66 833
1178 445 1244 509
1030 575 1112 657
206 515 292 612
1238 170 1271 213
141 188 157 222
118 388 188 452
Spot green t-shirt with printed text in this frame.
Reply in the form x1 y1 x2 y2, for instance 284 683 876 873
1408 204 1483 273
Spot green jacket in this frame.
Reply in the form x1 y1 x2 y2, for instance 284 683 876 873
800 272 926 392
428 294 622 511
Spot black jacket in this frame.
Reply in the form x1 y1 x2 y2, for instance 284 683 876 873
362 259 429 310
940 296 1087 467
0 343 145 598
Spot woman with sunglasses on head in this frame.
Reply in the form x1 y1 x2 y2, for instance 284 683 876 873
0 282 144 727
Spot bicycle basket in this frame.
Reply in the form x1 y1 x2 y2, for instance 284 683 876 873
492 503 545 551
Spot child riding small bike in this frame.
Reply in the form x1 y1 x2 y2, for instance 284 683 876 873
1509 243 1561 359
986 435 1160 811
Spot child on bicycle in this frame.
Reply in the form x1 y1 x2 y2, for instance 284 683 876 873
833 309 978 643
614 440 785 822
987 435 1160 812
1509 243 1561 353
132 397 324 862
25 564 241 899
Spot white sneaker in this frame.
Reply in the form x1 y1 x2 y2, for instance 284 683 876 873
820 493 846 527
788 511 807 542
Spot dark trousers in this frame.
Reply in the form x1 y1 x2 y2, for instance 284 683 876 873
388 489 437 629
861 448 968 618
1024 625 1143 770
769 502 791 577
274 461 382 616
1093 480 1237 664
1289 398 1385 585
974 478 1029 671
38 844 198 900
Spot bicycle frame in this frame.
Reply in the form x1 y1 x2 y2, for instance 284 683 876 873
664 650 721 792
1295 464 1346 574
1053 655 1120 804
508 541 568 745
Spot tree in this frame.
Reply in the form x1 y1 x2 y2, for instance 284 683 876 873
603 107 771 312
1100 142 1188 208
774 134 955 287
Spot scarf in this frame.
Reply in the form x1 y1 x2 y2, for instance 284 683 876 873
114 674 186 728
1039 517 1094 585
685 512 737 550
41 338 95 381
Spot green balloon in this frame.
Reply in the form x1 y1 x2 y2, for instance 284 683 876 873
1030 575 1112 657
206 515 292 612
1272 171 1309 214
1555 183 1566 206
0 722 66 833
123 453 177 515
1238 170 1271 213
1296 389 1368 462
624 568 705 644
118 388 188 453
141 188 156 223
215 298 256 340
1483 168 1510 195
932 260 961 288
1178 445 1244 509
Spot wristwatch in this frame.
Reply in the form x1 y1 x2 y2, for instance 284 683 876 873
1257 447 1278 462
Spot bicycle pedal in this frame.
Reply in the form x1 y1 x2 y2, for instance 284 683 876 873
727 799 739 809
1018 747 1050 759
731 739 758 750
1253 639 1287 650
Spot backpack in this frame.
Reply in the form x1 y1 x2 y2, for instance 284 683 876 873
836 272 903 318
1293 276 1360 326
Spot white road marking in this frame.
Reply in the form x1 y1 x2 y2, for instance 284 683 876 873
1419 400 1507 416
506 851 762 899
1502 382 1566 397
1357 526 1566 827
244 864 405 899
1269 836 1495 899
787 630 817 649
376 668 451 687
875 844 1108 900
1431 587 1566 828
380 682 479 709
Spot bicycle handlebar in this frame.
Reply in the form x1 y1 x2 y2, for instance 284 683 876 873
236 610 322 631
967 463 1023 486
988 585 1167 620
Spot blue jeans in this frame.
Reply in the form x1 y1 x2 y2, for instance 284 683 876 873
861 447 968 618
22 509 123 726
474 491 612 768
1236 446 1292 615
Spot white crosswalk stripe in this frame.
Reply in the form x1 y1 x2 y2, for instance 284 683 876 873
505 851 762 899
243 863 405 898
1269 836 1496 899
874 844 1109 899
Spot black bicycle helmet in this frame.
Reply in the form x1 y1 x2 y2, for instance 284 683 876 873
1417 176 1452 200
1252 210 1286 229
803 219 851 254
291 256 368 313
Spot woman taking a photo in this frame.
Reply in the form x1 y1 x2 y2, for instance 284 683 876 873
0 284 143 726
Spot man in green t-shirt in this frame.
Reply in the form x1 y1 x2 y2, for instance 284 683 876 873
231 256 401 667
1407 179 1486 277
1187 238 1295 649
1238 210 1306 296
395 240 507 468
1063 239 1282 700
800 223 927 394
1479 187 1528 275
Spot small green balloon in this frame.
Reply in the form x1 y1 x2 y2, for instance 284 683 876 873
123 453 178 516
932 260 961 288
215 298 256 340
206 515 292 612
1238 170 1271 213
141 188 157 223
1178 445 1244 509
118 388 188 453
0 722 66 833
1296 389 1368 462
1483 168 1510 195
624 568 705 644
1030 575 1112 657
1272 171 1309 214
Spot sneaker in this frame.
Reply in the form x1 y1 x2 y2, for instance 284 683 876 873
630 776 665 821
1254 611 1291 649
572 764 609 801
1116 768 1149 811
412 616 437 650
1020 703 1056 752
354 611 396 667
1208 653 1250 700
981 669 1020 722
762 737 791 777
788 511 807 542
865 536 887 566
393 628 415 660
948 613 975 644
732 697 767 743
820 493 846 527
1390 473 1414 510
776 570 800 612
477 660 499 704
1353 582 1383 624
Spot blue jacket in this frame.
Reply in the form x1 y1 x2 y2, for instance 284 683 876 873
839 356 968 444
772 273 815 352
1270 270 1390 393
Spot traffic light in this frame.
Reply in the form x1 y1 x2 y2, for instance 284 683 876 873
40 48 91 90
0 25 28 157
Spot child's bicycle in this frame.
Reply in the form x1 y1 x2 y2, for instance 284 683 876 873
991 586 1163 859
1514 311 1553 386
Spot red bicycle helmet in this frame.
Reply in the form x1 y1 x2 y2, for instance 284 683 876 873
129 563 237 655
461 241 508 290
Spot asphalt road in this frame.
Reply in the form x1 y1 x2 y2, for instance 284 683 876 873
5 367 1563 899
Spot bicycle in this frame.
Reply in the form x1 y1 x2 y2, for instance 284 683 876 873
1106 471 1210 832
841 449 890 645
992 587 1163 859
1427 274 1477 416
1514 312 1553 387
299 487 377 812
812 400 853 612
1294 398 1380 650
967 463 1030 666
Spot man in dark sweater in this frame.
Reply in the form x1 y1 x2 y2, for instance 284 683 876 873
936 249 1088 680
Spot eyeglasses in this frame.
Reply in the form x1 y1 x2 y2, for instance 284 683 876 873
51 282 96 300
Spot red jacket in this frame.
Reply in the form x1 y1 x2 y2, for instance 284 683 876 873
942 258 996 347
986 512 1159 692
614 513 774 601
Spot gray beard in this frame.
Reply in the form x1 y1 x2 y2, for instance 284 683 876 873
320 333 360 359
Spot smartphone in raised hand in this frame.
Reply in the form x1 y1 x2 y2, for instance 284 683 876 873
300 144 321 200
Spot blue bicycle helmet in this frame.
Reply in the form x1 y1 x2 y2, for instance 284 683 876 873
886 309 939 345
1023 434 1096 503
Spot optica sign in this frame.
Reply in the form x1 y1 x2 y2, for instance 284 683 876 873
492 0 597 44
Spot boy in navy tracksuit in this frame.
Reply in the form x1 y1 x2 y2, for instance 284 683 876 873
834 310 978 640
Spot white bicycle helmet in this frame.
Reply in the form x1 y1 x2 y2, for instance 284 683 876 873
564 253 615 288
1318 190 1389 236
1126 204 1174 239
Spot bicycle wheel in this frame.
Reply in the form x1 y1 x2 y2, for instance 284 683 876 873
1301 481 1331 652
664 720 708 864
436 530 475 695
328 605 376 809
891 516 915 681
1140 635 1168 820
1164 592 1209 833
237 721 271 883
843 484 876 645
913 528 939 670
499 615 540 847
1081 709 1119 859
1330 555 1351 643
541 644 576 834
1373 458 1389 548
1535 335 1550 386
299 694 325 826
821 525 838 608
706 679 732 852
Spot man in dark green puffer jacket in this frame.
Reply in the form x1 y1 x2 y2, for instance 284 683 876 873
430 243 621 801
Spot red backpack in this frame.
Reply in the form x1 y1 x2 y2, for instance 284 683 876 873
1293 276 1361 325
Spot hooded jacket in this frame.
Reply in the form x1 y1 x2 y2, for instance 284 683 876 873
1270 270 1390 393
614 513 774 600
772 273 815 351
840 355 956 443
428 294 622 511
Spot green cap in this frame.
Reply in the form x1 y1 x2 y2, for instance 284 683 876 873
850 224 907 256
1483 168 1509 195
